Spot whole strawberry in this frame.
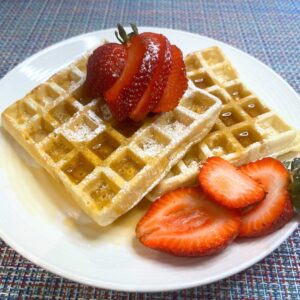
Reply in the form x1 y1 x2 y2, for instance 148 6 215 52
84 24 139 98
84 24 188 121
84 42 127 98
104 25 173 121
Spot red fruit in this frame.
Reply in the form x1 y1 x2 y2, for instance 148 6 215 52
240 157 290 189
152 45 188 113
199 157 265 209
84 43 127 97
105 33 165 121
239 157 293 237
136 187 241 257
129 36 172 121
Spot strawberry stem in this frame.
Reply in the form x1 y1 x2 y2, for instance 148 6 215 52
115 23 139 45
115 31 123 43
130 23 138 35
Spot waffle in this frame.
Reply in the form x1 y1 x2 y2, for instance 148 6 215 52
148 46 300 200
2 50 222 226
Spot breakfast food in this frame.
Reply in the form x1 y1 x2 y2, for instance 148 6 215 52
199 157 265 208
137 157 295 256
2 19 298 255
84 42 127 97
148 46 300 201
85 25 187 121
239 158 293 237
136 186 241 257
152 45 187 113
1 49 221 226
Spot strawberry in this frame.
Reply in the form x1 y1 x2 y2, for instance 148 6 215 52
129 35 172 121
241 157 290 190
84 43 127 97
136 187 241 257
199 157 265 209
105 32 165 121
152 45 188 113
239 157 293 237
84 24 187 121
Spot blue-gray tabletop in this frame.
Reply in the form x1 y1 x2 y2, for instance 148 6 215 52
0 0 299 298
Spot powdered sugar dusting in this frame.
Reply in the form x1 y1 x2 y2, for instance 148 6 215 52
140 41 159 73
140 137 163 156
62 123 93 142
60 115 104 142
162 121 186 136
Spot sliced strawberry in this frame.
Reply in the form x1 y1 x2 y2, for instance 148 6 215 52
84 43 127 97
240 157 290 190
152 45 188 113
199 157 265 209
271 194 294 233
104 33 164 121
239 157 293 237
136 187 241 257
129 36 172 121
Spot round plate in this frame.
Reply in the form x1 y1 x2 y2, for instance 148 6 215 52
0 28 299 292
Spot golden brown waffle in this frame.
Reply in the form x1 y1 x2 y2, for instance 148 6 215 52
2 51 222 226
148 46 300 200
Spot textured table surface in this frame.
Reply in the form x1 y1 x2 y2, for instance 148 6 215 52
0 0 300 298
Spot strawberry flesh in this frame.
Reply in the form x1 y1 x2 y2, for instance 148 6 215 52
130 35 172 121
199 157 265 209
84 43 127 97
239 157 293 237
104 33 163 121
153 45 188 113
136 187 241 257
84 27 188 121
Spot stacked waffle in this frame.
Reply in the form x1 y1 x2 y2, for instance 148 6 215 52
2 54 221 226
2 46 299 225
148 46 300 200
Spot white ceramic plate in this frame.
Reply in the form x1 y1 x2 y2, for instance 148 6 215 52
0 28 299 292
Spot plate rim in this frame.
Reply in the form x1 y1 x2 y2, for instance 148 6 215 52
0 27 299 292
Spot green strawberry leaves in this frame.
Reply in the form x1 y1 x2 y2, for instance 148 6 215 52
285 158 300 214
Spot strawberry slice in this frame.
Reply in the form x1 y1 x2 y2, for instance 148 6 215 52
152 45 188 113
136 187 241 257
129 36 172 121
104 33 164 121
199 157 265 209
84 43 127 97
239 157 293 237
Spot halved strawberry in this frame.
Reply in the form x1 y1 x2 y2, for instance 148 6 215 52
199 157 265 209
129 36 172 121
240 157 290 189
136 187 241 257
152 45 188 113
239 157 293 237
105 33 165 121
84 43 127 98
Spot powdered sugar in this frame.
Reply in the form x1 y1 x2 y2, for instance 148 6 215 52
140 137 163 156
161 120 186 137
140 41 159 73
62 123 93 142
60 114 104 142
